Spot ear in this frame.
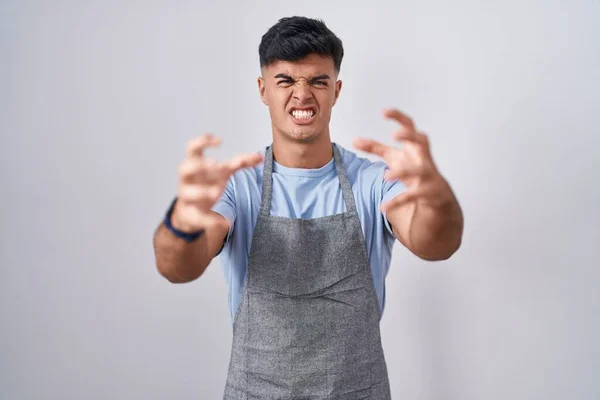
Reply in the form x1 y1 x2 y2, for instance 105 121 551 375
332 79 342 107
257 77 268 106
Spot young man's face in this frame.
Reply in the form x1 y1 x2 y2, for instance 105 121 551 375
258 53 342 143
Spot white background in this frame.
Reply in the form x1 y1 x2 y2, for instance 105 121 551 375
1 1 599 399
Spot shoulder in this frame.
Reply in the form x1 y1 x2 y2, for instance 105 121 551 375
334 143 388 185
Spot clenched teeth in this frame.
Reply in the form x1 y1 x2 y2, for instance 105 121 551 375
291 110 315 119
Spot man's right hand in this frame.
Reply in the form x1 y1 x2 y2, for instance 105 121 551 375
171 134 263 233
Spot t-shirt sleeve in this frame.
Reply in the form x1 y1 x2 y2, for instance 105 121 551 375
381 176 406 237
211 178 236 251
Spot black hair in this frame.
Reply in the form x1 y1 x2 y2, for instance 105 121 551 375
258 16 344 73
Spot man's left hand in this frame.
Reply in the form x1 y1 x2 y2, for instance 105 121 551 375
353 108 453 213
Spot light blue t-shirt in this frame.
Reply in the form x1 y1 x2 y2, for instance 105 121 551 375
211 143 405 323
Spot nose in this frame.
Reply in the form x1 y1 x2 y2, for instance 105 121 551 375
293 80 313 102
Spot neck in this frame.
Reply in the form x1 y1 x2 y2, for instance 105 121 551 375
272 132 333 169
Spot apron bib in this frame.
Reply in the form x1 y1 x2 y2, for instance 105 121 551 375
223 144 391 399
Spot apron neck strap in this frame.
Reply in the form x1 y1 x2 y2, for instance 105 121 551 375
259 143 357 216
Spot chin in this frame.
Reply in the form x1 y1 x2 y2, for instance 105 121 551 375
285 129 321 143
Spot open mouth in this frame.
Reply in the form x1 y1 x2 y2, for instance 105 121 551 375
289 107 316 122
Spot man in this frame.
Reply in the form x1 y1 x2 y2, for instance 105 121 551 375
153 16 463 399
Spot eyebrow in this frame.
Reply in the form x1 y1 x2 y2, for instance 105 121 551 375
274 73 331 81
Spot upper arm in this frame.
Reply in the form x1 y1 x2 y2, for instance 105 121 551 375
211 177 237 256
205 211 232 258
380 176 413 248
385 200 416 249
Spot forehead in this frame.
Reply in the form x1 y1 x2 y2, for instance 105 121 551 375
263 54 335 78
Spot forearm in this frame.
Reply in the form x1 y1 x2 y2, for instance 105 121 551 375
152 222 214 283
407 196 463 261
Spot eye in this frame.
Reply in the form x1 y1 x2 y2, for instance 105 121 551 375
311 81 327 86
277 79 294 85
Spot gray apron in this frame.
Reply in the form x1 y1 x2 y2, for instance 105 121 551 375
223 144 392 399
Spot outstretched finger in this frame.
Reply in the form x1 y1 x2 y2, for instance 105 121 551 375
180 157 231 184
186 134 221 157
392 129 430 148
383 108 416 132
224 152 263 175
352 138 395 160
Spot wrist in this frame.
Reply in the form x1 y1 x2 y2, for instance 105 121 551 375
164 198 205 242
170 201 203 232
420 175 453 209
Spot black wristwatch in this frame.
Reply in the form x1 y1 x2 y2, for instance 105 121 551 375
164 198 205 243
